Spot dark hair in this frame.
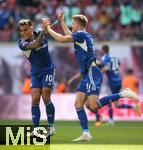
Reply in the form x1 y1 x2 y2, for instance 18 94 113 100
126 69 133 74
102 45 109 53
72 14 88 28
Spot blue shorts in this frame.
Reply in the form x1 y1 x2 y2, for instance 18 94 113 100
31 69 55 89
77 66 103 96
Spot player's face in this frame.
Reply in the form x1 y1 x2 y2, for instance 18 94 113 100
19 25 33 40
72 20 79 32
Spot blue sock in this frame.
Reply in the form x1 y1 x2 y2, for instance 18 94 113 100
97 94 121 108
32 105 40 127
76 107 88 133
116 104 133 109
46 101 55 127
108 104 113 121
96 111 100 122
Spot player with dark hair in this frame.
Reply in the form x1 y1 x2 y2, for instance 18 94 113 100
42 13 139 141
18 19 56 137
95 45 141 126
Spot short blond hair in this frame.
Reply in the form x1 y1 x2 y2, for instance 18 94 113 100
18 19 32 27
72 14 88 28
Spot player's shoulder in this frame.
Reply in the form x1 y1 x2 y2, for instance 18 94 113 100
74 30 89 35
109 54 119 61
18 38 29 50
18 38 26 45
103 53 110 59
35 28 42 33
79 30 91 36
33 28 42 37
34 28 49 40
101 54 110 63
72 30 93 43
109 54 115 58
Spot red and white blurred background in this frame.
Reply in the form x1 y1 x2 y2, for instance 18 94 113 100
0 42 143 121
0 94 143 121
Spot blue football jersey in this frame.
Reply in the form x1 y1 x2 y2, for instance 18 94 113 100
18 30 55 75
102 53 121 86
71 31 96 75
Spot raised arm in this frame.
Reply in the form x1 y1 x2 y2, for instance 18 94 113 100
42 20 73 43
25 30 45 50
58 12 72 35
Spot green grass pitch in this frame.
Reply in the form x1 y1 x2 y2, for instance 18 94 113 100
0 120 143 150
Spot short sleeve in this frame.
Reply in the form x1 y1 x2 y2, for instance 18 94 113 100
71 32 84 43
102 56 110 67
35 28 42 33
35 28 49 39
18 40 30 51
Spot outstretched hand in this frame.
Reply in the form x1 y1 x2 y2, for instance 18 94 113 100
41 18 51 31
58 11 65 22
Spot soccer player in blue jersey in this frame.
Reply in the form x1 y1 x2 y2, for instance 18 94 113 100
42 12 139 141
95 45 141 126
18 19 56 137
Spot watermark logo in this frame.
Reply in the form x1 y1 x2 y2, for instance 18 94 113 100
0 125 50 145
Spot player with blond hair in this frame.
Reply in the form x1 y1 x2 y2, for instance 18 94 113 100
42 13 140 141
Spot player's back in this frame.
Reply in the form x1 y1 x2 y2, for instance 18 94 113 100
72 31 95 75
18 30 55 75
102 53 121 86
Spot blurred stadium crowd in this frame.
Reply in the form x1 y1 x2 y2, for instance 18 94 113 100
0 0 143 42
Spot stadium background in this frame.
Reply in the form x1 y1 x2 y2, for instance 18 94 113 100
0 0 143 150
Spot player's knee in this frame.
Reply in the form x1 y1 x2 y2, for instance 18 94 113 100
42 94 51 104
87 102 99 112
85 103 92 112
42 95 50 101
43 97 51 105
74 100 84 108
32 95 40 105
42 88 51 104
